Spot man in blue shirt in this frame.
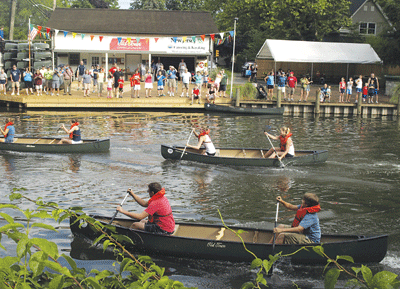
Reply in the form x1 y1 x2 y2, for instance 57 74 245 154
167 66 177 97
10 65 21 96
277 71 287 101
270 193 321 244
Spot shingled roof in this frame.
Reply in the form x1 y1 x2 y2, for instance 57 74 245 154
46 8 219 36
349 0 366 15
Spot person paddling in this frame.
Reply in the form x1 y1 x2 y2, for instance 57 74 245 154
0 118 15 143
263 126 295 160
186 127 216 156
117 182 175 235
58 119 82 144
269 193 321 244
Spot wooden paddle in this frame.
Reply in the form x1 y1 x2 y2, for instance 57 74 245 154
268 200 280 276
109 192 130 225
264 128 285 168
180 129 194 160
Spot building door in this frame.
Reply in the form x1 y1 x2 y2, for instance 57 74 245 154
126 55 141 76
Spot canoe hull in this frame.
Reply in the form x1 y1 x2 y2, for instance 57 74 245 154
204 103 284 115
70 215 387 264
0 137 110 153
161 145 328 167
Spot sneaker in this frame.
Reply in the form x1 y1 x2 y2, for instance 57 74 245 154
291 98 294 101
198 101 201 104
376 101 378 103
57 93 59 96
11 93 15 95
63 93 67 95
17 93 19 95
77 88 80 90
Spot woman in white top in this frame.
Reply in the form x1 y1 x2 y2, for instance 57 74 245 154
0 69 7 95
263 127 295 160
214 72 222 97
187 127 216 156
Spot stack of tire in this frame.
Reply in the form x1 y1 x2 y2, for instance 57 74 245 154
32 43 51 70
3 42 18 90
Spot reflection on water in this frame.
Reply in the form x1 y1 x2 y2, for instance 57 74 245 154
0 110 400 288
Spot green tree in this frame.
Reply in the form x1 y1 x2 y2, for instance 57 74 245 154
130 0 166 9
165 0 204 10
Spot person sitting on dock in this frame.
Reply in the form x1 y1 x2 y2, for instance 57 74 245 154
186 127 217 156
263 127 295 160
270 194 321 244
0 118 15 143
117 183 175 235
58 119 82 144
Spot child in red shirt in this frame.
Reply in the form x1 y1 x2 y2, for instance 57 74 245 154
362 83 368 103
191 85 200 105
338 77 346 103
118 78 124 98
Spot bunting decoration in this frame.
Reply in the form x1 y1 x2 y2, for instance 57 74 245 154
54 29 59 36
81 34 85 40
63 31 68 37
90 35 94 41
182 36 187 42
173 37 177 43
229 31 234 37
46 27 50 34
154 38 159 43
210 34 215 41
127 37 131 44
200 35 205 41
99 36 103 42
117 37 122 44
72 32 77 38
136 38 140 43
191 36 196 43
37 26 42 33
219 32 224 39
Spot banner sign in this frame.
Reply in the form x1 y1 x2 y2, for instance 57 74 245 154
110 38 149 51
164 37 208 54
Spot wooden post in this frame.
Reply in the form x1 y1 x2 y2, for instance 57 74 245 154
235 88 240 107
277 87 281 108
357 91 362 115
397 92 400 117
314 90 320 115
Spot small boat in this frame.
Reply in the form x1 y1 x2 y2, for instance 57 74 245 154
70 214 388 264
0 137 110 153
204 103 284 115
161 145 328 167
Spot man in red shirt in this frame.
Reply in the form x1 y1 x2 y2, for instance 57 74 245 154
287 72 297 102
117 183 175 234
109 62 117 75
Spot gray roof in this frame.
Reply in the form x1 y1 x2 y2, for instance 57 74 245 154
46 8 219 36
350 0 366 15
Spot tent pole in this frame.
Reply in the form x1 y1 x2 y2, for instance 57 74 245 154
346 63 349 81
311 63 313 82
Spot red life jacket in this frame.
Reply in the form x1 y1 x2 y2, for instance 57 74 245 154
69 122 79 139
292 205 321 227
279 133 292 151
4 121 13 137
147 188 172 225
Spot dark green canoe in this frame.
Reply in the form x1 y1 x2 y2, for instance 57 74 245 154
161 145 328 167
204 103 284 115
0 137 110 153
70 214 388 264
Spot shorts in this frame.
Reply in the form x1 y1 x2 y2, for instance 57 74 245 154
157 85 164 90
193 94 199 99
208 93 215 100
167 78 176 88
286 153 294 158
52 81 60 89
356 88 362 93
114 81 119 88
83 83 90 90
267 85 274 90
206 152 216 156
362 94 367 99
374 89 378 95
35 85 42 90
306 85 310 92
12 82 20 89
340 88 345 94
134 84 141 90
119 87 123 92
219 84 227 91
288 87 295 95
145 82 153 89
24 81 33 88
281 225 313 245
4 136 14 143
107 87 112 91
144 222 173 235
347 89 352 95
182 83 189 89
0 79 6 84
78 75 84 82
93 79 98 86
71 140 83 144
278 86 285 93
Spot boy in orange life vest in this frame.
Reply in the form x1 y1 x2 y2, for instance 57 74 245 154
269 193 321 244
117 182 175 235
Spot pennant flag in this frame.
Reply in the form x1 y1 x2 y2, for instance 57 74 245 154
37 26 42 33
54 29 59 36
72 32 77 38
200 35 205 41
46 27 50 34
154 37 159 43
210 34 215 41
29 24 38 41
182 36 187 42
136 37 140 43
219 32 224 39
229 31 234 37
127 37 131 44
173 37 177 43
81 34 85 39
99 36 103 42
192 36 196 42
46 33 50 39
117 37 122 44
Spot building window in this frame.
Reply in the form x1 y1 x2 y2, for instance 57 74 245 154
371 6 374 12
359 22 376 35
69 53 80 65
364 5 368 11
92 56 100 66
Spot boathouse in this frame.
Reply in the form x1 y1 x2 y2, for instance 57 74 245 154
46 8 219 75
255 39 383 82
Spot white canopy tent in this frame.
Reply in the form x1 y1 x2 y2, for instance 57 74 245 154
256 39 382 80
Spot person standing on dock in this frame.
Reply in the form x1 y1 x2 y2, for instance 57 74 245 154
264 72 275 101
269 193 321 244
287 72 297 102
178 59 187 82
338 77 346 103
117 183 175 234
10 65 21 96
277 71 287 101
0 118 15 143
62 65 73 95
346 77 353 103
368 73 379 104
355 75 363 103
0 68 7 95
167 66 177 97
76 60 85 91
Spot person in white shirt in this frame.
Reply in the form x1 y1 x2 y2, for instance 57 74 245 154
180 68 192 97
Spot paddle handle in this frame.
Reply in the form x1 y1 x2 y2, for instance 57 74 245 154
180 129 194 159
109 192 130 225
264 132 285 168
272 201 280 252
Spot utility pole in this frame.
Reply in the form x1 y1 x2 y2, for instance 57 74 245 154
9 0 17 40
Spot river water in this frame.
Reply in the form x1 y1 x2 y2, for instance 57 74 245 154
0 110 399 288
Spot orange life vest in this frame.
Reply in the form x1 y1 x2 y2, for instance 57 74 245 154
69 122 79 139
198 129 210 139
292 205 321 227
279 133 292 151
147 188 172 225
